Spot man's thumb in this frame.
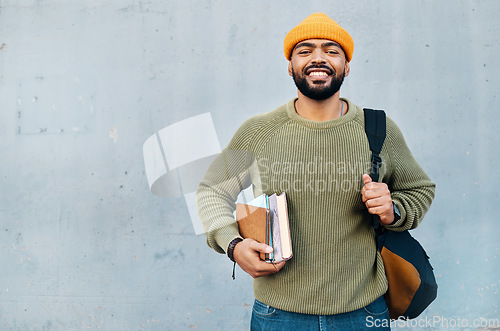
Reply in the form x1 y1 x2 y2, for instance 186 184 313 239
362 174 372 185
252 241 273 253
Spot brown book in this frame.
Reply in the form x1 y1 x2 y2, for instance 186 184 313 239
236 203 269 261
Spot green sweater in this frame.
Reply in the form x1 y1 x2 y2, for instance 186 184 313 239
196 98 435 315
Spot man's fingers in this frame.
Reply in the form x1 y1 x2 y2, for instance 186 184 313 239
362 182 390 198
252 261 287 278
274 261 286 271
361 175 393 220
233 238 287 278
367 205 383 214
364 194 391 207
361 185 380 202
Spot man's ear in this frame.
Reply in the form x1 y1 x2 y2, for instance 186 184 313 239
343 61 350 78
288 61 293 77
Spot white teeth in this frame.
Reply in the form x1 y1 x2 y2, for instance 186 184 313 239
309 72 328 76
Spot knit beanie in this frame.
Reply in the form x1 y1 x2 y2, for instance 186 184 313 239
284 13 354 62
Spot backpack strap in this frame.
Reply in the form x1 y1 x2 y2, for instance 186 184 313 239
363 109 386 182
364 108 387 230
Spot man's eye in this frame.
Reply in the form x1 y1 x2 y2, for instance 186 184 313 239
298 49 311 54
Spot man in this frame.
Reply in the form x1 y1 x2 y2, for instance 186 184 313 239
197 13 435 330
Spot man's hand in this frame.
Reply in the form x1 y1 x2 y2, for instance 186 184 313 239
361 174 395 226
233 238 285 278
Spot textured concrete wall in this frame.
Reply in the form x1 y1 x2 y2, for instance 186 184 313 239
0 0 499 330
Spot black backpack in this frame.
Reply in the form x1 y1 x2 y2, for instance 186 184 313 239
364 108 438 320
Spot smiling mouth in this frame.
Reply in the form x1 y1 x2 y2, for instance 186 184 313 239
308 71 329 77
305 65 333 77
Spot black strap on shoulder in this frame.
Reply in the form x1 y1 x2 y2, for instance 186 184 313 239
363 108 386 182
364 108 387 231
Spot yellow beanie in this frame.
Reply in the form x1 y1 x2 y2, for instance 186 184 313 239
284 13 354 62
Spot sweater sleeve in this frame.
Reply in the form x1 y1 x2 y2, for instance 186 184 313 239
196 117 261 254
382 118 436 231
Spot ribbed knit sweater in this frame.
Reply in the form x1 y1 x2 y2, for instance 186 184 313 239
196 98 435 315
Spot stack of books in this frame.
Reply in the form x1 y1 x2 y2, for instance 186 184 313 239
236 193 293 263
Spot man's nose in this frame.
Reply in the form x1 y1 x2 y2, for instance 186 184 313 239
311 49 327 64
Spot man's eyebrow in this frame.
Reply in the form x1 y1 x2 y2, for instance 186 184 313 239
295 41 316 49
321 41 341 48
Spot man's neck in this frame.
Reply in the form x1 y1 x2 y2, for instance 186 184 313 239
294 92 345 122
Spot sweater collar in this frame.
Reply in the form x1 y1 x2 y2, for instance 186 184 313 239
286 97 358 129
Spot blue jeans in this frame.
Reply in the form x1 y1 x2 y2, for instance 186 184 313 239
251 296 390 330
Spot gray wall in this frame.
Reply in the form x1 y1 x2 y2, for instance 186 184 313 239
1 0 499 330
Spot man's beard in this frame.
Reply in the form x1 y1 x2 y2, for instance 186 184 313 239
292 65 345 101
